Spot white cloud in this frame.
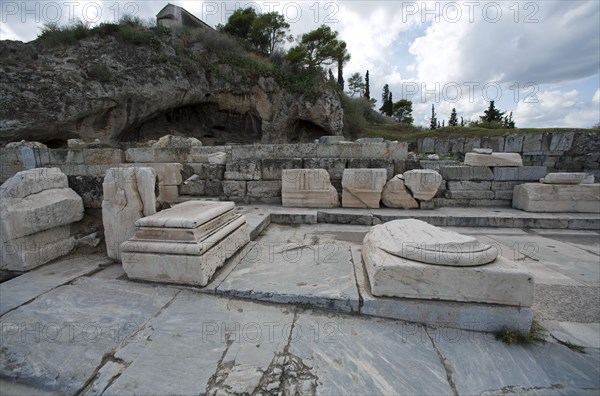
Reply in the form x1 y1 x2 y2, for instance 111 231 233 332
408 1 600 86
514 89 600 128
593 89 600 105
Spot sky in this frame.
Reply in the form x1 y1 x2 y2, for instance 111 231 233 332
1 0 599 128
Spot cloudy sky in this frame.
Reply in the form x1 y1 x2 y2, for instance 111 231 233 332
1 0 599 128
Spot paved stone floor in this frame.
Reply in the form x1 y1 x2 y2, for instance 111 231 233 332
1 218 599 395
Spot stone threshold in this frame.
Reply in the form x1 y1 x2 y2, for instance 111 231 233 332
232 204 600 231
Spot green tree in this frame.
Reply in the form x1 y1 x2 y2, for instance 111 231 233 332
460 116 464 127
250 12 292 54
430 104 438 130
336 42 350 90
287 25 349 72
379 84 390 115
480 101 505 123
449 108 458 126
364 70 371 100
217 7 257 39
347 72 365 97
503 111 515 129
393 99 413 125
327 69 335 83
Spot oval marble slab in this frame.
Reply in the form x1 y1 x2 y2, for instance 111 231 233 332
374 219 498 266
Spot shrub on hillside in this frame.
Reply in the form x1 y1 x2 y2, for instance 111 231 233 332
341 95 392 136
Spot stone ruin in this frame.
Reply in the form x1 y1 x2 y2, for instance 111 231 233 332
362 219 535 327
513 172 600 213
0 168 83 271
0 133 598 334
102 167 158 261
121 201 250 286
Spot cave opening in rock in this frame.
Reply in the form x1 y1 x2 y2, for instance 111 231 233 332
40 138 68 148
288 119 329 143
118 103 262 145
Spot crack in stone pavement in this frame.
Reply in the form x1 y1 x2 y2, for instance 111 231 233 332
205 334 235 396
75 290 181 395
251 310 318 396
426 328 459 396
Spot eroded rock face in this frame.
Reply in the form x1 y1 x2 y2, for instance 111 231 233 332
102 167 157 261
0 37 343 146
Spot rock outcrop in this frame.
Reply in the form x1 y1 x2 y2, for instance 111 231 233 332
0 30 343 147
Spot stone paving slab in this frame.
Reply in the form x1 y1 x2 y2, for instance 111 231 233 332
0 274 598 395
89 264 126 280
288 310 454 395
0 277 179 394
215 225 360 313
485 234 600 287
0 254 110 315
431 330 600 395
98 291 292 396
541 321 600 349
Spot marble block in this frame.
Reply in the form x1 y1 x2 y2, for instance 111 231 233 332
363 224 534 306
381 175 419 209
1 226 75 271
373 219 498 266
473 148 493 154
0 168 83 270
0 188 83 241
540 173 586 184
513 183 600 213
341 168 387 208
135 201 234 228
464 152 523 167
0 167 67 199
102 167 157 261
281 169 339 208
122 163 182 201
121 201 250 286
403 169 443 201
122 225 249 287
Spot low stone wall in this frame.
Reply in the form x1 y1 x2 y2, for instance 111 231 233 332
413 131 600 180
0 142 408 207
2 131 597 207
432 165 547 208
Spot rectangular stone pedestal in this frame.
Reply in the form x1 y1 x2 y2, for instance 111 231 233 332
513 183 600 213
362 235 534 307
121 201 250 286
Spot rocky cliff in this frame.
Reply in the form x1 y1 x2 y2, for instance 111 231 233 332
0 26 344 147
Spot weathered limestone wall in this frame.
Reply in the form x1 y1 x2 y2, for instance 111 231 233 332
0 142 408 206
413 131 600 179
1 131 597 207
